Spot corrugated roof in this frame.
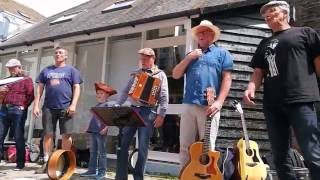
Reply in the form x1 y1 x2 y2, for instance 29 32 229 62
0 0 267 49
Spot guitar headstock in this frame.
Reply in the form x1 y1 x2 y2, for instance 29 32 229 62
204 87 216 106
232 100 243 114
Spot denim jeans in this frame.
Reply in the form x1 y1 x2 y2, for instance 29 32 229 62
116 107 156 180
87 132 107 175
0 105 27 168
264 102 320 180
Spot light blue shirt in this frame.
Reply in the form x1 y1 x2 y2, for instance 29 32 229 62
183 44 233 105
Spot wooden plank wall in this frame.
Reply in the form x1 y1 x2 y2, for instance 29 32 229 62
210 13 272 154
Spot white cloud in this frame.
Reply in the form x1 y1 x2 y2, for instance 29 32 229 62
14 0 90 17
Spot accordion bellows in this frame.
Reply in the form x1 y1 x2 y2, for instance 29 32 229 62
128 72 161 106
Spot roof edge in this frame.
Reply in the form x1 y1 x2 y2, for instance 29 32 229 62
0 0 268 50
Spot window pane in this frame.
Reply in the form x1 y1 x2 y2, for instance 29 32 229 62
146 25 185 40
154 45 185 104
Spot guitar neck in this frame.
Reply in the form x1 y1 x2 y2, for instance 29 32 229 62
240 113 251 150
203 116 211 154
203 87 216 154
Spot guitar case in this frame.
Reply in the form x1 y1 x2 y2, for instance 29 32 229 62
47 150 76 180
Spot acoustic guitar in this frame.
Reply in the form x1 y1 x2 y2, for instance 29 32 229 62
232 101 267 180
180 87 222 180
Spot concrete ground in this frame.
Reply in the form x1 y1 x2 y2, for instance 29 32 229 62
0 162 178 180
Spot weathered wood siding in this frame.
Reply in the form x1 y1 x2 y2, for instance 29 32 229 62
196 11 272 154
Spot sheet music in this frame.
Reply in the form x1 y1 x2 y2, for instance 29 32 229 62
0 77 24 86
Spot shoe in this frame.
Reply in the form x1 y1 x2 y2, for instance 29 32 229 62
14 167 24 171
95 173 106 179
80 171 96 177
37 157 45 165
35 162 47 174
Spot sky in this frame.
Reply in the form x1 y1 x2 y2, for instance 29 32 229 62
14 0 90 17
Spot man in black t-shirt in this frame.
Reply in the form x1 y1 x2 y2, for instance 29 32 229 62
243 1 320 180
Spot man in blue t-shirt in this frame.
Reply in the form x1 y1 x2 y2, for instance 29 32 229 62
173 20 233 170
33 45 83 173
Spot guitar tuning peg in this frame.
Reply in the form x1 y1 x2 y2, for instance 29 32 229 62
232 100 238 107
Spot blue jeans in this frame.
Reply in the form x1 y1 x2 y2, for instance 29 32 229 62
264 102 320 180
116 107 156 180
0 105 27 168
87 132 107 175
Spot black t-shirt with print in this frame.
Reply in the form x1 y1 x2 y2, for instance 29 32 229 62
250 27 320 105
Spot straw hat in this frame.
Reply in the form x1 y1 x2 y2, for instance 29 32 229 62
94 82 117 96
191 20 221 43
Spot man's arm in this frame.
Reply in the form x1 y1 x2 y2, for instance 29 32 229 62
314 56 320 77
217 71 232 104
25 78 35 107
33 83 44 117
243 68 265 105
207 70 232 116
68 84 81 114
172 49 202 79
154 72 169 128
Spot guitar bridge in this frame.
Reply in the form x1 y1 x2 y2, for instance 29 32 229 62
246 162 257 167
194 173 211 179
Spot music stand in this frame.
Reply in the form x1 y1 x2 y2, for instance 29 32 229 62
91 106 146 177
91 106 146 127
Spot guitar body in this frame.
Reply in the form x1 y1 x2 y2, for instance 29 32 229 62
236 138 267 180
180 142 222 180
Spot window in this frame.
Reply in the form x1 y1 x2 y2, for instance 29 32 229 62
154 45 185 104
50 11 82 25
146 25 185 40
102 0 135 13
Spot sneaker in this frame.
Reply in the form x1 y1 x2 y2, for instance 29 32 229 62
80 171 96 177
14 167 24 171
35 162 47 174
95 173 106 179
37 157 45 165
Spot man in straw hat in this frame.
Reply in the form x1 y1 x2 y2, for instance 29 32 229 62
173 20 233 170
115 48 168 180
33 44 83 173
243 1 320 179
0 59 34 170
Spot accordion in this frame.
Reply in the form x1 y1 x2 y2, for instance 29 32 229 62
128 72 161 106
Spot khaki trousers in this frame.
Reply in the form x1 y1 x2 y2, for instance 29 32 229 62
179 104 220 169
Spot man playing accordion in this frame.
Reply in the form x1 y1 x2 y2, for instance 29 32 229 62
115 48 169 180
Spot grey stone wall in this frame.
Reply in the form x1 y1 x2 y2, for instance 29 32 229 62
293 0 320 31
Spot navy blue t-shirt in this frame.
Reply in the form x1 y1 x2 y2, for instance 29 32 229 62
37 65 83 109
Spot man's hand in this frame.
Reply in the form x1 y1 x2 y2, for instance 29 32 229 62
243 89 256 106
207 100 223 117
67 104 76 117
187 49 202 61
99 127 108 135
154 115 164 128
33 106 41 118
0 85 9 93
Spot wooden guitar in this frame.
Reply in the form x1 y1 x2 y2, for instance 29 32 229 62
180 87 222 180
232 101 267 180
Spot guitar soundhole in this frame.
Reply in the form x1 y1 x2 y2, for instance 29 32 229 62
246 149 253 156
199 154 210 165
